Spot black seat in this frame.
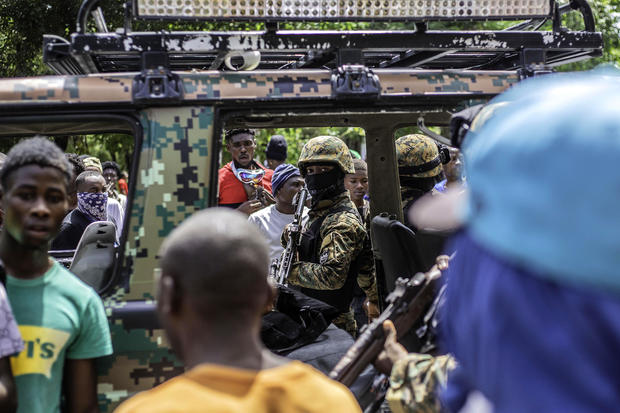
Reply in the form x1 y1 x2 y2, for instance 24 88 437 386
371 214 426 293
370 213 441 352
69 221 116 292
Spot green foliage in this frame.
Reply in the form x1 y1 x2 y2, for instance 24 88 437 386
65 134 134 171
220 127 365 165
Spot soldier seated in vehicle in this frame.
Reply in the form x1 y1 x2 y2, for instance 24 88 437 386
285 136 378 337
218 129 274 215
114 208 362 413
395 134 447 229
0 137 112 413
52 170 110 250
248 163 308 264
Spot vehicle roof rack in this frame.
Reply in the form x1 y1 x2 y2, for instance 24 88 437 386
43 0 603 75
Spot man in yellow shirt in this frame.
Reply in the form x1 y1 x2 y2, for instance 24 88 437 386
115 208 361 413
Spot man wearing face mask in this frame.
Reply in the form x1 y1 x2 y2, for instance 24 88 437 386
52 171 109 250
285 136 378 337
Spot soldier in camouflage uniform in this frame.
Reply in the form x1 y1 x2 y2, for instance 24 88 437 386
395 134 447 229
285 136 378 337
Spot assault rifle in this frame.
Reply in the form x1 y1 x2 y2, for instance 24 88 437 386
275 187 308 285
329 263 445 386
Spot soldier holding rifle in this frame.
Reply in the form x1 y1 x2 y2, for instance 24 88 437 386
282 136 378 337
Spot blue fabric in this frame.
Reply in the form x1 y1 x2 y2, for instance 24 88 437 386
434 179 447 193
440 231 620 413
462 68 620 293
271 163 301 195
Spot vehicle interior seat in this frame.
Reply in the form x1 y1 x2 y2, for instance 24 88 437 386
69 221 117 292
370 213 435 352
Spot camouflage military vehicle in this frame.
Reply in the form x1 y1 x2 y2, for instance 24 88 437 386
0 0 602 409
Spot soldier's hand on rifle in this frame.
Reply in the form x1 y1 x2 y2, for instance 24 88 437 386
373 320 409 375
363 299 380 321
237 199 263 215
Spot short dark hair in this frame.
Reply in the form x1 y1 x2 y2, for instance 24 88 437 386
65 153 85 180
224 128 255 143
159 208 270 315
75 170 104 188
0 137 72 190
102 161 121 176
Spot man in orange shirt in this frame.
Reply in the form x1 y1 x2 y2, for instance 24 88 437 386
218 129 274 215
114 208 361 413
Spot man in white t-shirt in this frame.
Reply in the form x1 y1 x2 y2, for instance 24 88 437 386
248 164 307 263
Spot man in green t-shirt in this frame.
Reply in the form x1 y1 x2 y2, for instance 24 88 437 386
0 137 113 413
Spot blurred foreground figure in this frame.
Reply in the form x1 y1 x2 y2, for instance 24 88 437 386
442 70 620 412
384 69 620 413
114 208 361 413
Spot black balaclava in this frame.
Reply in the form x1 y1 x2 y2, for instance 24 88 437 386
304 165 346 208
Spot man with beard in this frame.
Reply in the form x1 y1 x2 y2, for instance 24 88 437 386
218 129 274 215
285 136 378 336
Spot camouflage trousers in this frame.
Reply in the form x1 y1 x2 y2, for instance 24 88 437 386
333 310 357 338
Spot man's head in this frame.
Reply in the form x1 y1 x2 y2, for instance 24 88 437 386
0 137 71 247
102 161 121 187
65 153 85 210
443 146 463 183
344 158 368 208
157 208 272 359
395 134 446 194
271 164 304 207
225 129 256 168
82 156 103 173
75 171 108 221
298 136 354 206
76 171 106 194
265 135 287 170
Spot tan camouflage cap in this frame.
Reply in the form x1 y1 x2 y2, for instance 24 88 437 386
298 136 355 174
395 134 443 178
83 156 103 173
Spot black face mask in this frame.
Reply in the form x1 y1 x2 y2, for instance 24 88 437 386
304 167 345 206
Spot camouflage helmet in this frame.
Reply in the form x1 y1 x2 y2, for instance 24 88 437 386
298 136 355 175
395 134 443 178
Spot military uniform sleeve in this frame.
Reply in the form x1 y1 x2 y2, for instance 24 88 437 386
288 212 365 290
386 353 456 413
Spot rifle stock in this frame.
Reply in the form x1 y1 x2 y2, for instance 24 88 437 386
329 266 442 387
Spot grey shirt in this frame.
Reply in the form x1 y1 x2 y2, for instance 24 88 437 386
0 283 24 358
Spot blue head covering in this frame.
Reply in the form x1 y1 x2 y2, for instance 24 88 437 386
271 163 300 195
462 67 620 293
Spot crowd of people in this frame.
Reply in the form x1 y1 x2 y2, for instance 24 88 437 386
1 69 619 413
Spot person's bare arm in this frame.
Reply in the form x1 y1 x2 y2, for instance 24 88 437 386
64 358 99 413
0 357 17 413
